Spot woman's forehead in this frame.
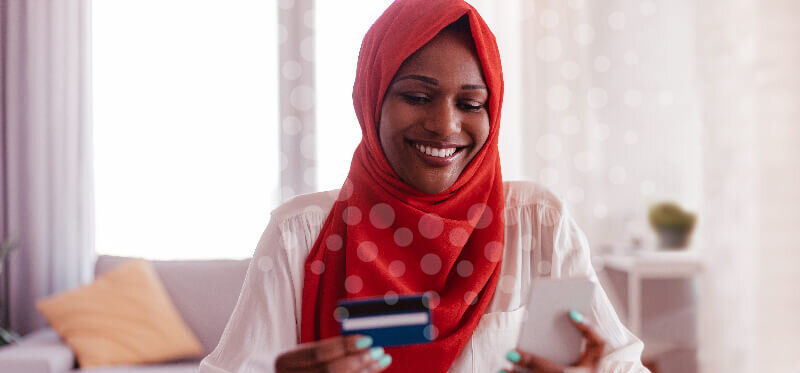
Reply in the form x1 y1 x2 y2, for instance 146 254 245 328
392 30 487 86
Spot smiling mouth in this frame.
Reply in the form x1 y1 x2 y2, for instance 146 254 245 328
408 140 468 167
413 142 458 158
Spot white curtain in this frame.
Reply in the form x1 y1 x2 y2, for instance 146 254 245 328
0 0 94 334
695 1 758 371
698 0 800 372
750 1 800 369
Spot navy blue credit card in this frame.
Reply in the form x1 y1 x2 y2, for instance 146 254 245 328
338 294 434 347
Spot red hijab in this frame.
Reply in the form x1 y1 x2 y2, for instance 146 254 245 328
301 0 504 371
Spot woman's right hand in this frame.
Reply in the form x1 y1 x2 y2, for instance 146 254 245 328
275 335 392 373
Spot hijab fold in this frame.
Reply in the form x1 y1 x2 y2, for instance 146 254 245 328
301 1 505 371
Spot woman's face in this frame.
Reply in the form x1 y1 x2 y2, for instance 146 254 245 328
379 28 490 194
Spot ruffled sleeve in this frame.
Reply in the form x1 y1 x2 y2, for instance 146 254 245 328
198 215 299 373
199 194 332 373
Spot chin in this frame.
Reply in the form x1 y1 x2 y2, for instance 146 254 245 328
412 179 455 194
398 163 461 194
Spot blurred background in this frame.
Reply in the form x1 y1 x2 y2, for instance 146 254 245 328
1 0 798 372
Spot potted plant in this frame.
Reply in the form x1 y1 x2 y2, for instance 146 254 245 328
648 202 697 250
0 235 21 346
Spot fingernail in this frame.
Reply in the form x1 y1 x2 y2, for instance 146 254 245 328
369 347 384 360
498 370 509 373
570 309 584 323
378 354 392 368
505 350 520 363
356 336 373 349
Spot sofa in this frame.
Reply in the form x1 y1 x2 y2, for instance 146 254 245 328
0 255 250 373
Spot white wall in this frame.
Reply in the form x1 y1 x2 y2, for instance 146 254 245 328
520 0 703 250
519 1 800 371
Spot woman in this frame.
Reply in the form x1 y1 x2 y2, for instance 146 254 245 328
200 1 648 372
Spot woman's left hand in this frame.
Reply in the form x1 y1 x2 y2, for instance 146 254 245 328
500 310 606 373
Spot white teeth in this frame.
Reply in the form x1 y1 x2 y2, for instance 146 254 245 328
414 143 457 158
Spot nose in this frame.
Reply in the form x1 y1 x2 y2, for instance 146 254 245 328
422 99 461 137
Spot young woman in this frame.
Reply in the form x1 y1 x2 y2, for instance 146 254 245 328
199 1 648 372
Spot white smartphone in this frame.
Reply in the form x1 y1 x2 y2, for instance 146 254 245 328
517 277 597 365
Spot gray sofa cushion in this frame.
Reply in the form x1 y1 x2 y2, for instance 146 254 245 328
94 256 250 356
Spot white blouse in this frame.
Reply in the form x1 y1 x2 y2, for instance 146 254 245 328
199 181 649 373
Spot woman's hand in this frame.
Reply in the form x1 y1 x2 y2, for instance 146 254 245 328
275 335 392 373
500 310 606 373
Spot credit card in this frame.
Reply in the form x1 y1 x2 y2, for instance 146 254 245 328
337 293 434 347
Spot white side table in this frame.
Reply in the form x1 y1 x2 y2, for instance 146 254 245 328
598 251 705 338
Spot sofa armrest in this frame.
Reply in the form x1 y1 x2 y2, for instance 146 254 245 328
0 328 75 373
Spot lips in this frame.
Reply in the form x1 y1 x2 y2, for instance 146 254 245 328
408 140 467 167
414 143 457 158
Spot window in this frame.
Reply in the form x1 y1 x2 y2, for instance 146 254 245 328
314 0 394 191
93 0 279 259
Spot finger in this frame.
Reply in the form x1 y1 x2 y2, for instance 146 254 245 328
504 366 535 373
505 349 566 373
276 334 373 369
577 339 605 368
567 310 606 367
501 367 532 373
568 310 604 348
498 366 530 373
326 347 392 373
316 334 375 362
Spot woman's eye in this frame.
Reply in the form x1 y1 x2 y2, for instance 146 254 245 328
459 102 484 112
402 94 430 105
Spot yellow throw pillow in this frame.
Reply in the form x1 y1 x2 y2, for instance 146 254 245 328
36 259 203 368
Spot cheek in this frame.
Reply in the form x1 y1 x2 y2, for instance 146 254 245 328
378 118 389 150
378 104 405 162
378 105 393 149
470 118 491 149
380 102 412 145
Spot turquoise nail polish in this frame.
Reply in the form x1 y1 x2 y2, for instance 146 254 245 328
378 354 392 368
369 347 384 360
498 370 509 373
570 309 584 323
356 336 373 349
506 350 520 363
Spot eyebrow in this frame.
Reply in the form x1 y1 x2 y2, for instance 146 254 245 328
395 74 488 91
